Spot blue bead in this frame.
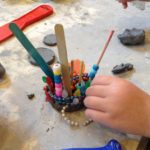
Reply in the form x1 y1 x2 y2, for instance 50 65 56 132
54 75 61 80
80 86 86 95
93 64 99 71
54 75 62 83
88 64 100 80
88 69 96 79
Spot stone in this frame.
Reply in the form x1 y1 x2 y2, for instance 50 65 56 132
112 63 134 74
0 63 6 79
118 28 145 45
43 34 57 46
28 47 55 66
27 94 35 100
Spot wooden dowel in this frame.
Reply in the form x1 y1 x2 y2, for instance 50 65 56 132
97 30 115 66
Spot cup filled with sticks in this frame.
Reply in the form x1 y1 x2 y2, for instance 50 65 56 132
43 60 91 112
9 23 114 127
42 24 114 126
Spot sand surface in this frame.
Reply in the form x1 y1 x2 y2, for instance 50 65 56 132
0 0 150 149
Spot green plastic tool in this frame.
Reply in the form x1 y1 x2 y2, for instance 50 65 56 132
9 23 54 83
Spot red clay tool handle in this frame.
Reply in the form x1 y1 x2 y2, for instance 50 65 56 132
0 5 53 43
13 5 53 29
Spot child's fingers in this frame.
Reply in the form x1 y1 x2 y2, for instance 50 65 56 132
118 0 128 8
91 75 112 86
123 3 128 9
121 0 128 8
86 85 108 98
85 109 109 124
84 96 107 112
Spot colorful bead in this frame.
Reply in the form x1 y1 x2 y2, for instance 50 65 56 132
53 63 62 75
72 80 77 85
85 80 91 89
73 72 77 76
55 87 63 92
55 90 62 97
82 76 88 81
54 75 62 84
46 77 54 93
72 98 79 105
74 89 81 96
71 85 76 91
42 76 47 83
53 63 63 97
88 64 99 80
55 83 62 88
80 86 86 95
62 89 68 98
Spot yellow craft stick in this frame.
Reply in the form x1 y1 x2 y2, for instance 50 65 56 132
55 24 72 96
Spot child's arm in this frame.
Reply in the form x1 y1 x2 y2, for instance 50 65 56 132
84 76 150 137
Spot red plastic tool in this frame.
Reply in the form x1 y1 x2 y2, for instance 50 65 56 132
0 5 53 43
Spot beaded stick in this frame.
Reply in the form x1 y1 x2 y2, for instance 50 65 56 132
53 63 63 97
88 30 115 80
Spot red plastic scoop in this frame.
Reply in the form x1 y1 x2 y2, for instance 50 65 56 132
0 5 53 43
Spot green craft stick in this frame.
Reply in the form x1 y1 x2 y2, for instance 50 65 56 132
9 23 54 83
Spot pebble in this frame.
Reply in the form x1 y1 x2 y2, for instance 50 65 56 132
27 94 35 100
43 34 57 46
0 63 6 79
112 63 134 74
118 28 145 45
28 47 55 66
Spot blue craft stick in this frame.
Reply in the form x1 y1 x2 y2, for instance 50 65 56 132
88 64 99 80
9 23 54 83
63 139 122 150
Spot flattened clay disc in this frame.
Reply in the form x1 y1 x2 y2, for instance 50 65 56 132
28 47 55 66
50 101 85 112
43 34 57 46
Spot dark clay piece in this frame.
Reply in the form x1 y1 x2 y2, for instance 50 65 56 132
0 63 6 79
28 47 55 66
43 34 57 46
112 63 134 74
118 28 145 45
50 101 85 112
27 94 35 100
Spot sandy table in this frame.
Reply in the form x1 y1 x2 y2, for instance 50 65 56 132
0 0 150 149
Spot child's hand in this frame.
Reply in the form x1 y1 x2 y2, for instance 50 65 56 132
118 0 133 8
84 76 150 137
